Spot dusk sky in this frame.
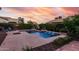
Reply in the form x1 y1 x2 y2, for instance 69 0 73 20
0 7 79 23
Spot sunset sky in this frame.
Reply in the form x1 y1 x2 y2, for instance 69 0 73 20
0 7 79 23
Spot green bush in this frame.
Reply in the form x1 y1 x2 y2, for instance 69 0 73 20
63 15 79 39
39 22 66 32
53 37 72 48
18 21 39 29
18 23 33 29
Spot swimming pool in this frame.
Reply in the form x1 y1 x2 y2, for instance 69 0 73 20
27 31 59 38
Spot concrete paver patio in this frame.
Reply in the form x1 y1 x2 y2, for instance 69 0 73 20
56 41 79 51
0 31 65 51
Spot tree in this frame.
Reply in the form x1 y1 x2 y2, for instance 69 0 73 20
18 20 39 29
58 16 62 19
39 23 46 30
55 16 62 20
27 20 39 29
63 15 79 39
18 17 24 24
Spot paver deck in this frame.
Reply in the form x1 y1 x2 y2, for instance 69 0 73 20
56 41 79 51
0 31 65 51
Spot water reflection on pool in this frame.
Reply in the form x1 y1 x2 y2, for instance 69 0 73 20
26 31 59 38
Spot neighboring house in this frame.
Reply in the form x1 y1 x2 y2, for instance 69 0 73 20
47 16 64 24
0 18 8 23
0 16 19 31
0 16 18 24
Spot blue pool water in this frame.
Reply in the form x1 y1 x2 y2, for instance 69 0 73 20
27 31 59 38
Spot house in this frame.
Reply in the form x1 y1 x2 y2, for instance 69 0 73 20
0 16 18 24
47 16 64 24
0 16 19 31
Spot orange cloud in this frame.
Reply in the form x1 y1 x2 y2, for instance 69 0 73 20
3 7 79 23
60 7 79 16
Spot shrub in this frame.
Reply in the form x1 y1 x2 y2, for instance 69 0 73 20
18 23 33 29
53 37 72 49
39 22 66 32
63 15 79 39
